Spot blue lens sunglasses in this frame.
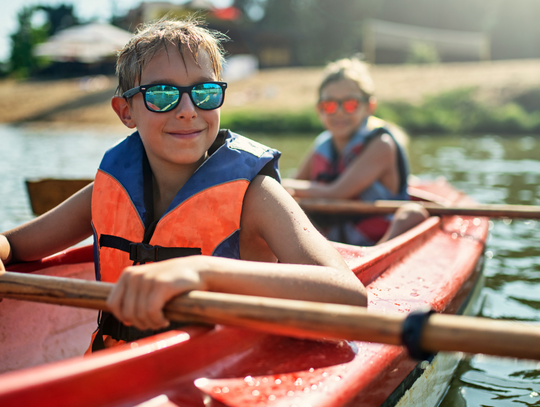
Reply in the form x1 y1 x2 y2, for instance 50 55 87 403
122 82 227 113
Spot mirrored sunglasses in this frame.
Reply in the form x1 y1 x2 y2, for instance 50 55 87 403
318 97 366 115
122 82 227 112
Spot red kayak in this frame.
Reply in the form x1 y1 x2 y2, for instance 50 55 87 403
0 178 487 407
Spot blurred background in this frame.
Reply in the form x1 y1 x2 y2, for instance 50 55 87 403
1 0 540 135
0 1 539 406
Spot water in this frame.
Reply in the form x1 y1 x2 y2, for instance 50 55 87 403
0 125 539 405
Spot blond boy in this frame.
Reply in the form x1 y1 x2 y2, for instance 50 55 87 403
0 19 366 351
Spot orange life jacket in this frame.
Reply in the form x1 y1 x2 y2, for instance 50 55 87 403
88 129 280 352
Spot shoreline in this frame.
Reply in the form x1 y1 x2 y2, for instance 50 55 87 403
2 59 540 132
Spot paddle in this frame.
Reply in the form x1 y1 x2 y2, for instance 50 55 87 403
296 197 540 219
26 178 540 219
1 272 539 361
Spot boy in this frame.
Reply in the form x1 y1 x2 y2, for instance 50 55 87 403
0 18 367 351
283 58 427 246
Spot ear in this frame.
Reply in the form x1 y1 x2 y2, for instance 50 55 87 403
111 96 136 128
367 96 377 115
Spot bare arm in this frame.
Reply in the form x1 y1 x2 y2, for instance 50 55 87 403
1 183 93 264
293 147 315 180
108 176 367 331
283 134 398 199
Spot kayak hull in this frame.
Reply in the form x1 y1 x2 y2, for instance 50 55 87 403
0 178 488 407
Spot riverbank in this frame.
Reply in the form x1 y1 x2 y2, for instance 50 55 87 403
3 59 540 134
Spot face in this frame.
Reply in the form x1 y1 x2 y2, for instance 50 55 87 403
119 45 221 170
317 79 373 142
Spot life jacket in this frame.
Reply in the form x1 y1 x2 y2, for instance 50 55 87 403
88 129 281 352
309 116 409 246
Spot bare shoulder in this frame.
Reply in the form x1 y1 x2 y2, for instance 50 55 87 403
241 175 308 235
365 132 397 156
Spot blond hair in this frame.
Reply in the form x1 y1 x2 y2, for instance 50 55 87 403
115 16 228 96
318 57 375 99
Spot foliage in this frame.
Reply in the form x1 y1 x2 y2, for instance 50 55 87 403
406 42 440 64
376 87 540 134
221 109 323 133
9 6 49 78
222 87 540 135
38 4 79 36
8 4 78 78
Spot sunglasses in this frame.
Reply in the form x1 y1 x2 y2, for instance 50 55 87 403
122 82 227 112
318 97 367 114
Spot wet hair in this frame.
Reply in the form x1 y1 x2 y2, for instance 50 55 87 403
318 57 375 100
115 16 228 96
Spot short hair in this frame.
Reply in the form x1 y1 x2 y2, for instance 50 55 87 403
115 16 228 96
318 57 375 100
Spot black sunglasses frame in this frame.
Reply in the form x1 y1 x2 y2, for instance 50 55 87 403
122 81 228 112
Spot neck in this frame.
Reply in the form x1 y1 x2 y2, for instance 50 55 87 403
149 153 207 219
332 137 351 155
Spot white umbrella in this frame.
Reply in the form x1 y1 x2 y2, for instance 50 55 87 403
34 23 133 63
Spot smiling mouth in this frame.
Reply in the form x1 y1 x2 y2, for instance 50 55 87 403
168 129 203 138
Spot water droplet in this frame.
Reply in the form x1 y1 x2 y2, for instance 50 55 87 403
530 392 539 397
451 232 458 239
473 218 481 226
287 390 295 396
268 395 276 401
308 368 314 372
322 372 328 377
334 375 342 381
304 387 310 393
294 378 302 386
213 387 221 394
222 387 229 394
275 379 282 385
244 376 253 382
252 390 260 396
311 384 318 390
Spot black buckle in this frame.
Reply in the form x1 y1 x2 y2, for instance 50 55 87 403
129 242 159 262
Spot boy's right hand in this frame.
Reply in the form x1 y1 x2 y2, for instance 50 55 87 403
106 257 207 331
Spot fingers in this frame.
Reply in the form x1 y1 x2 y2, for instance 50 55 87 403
106 258 205 332
107 266 167 331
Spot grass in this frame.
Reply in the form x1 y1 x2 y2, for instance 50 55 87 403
222 87 540 135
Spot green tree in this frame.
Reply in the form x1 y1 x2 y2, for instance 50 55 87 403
9 6 49 78
8 4 78 78
38 4 79 36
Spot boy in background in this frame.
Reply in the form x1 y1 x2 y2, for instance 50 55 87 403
284 58 427 245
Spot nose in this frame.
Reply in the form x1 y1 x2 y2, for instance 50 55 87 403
175 93 197 119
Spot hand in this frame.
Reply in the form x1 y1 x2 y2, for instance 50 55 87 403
106 257 207 331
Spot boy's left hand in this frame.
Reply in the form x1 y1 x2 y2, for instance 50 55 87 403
107 257 206 331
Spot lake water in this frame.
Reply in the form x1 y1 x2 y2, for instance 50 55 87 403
0 124 539 406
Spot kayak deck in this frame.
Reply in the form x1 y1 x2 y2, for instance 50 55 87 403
0 178 488 407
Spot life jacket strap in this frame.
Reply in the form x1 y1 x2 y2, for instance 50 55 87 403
99 234 202 262
91 312 192 352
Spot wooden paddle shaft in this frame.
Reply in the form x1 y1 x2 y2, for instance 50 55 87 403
1 272 539 360
296 198 540 219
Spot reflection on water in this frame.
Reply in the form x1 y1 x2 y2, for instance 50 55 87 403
0 125 539 405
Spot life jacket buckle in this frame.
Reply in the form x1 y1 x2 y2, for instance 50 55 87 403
129 242 159 262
